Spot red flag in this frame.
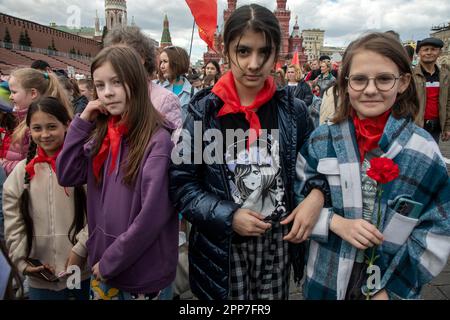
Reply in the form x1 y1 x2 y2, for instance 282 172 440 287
186 0 217 50
275 61 282 70
291 50 299 66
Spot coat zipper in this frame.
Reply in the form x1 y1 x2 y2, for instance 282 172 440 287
48 164 57 269
204 100 234 298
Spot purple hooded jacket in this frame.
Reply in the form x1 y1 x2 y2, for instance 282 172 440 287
56 115 178 294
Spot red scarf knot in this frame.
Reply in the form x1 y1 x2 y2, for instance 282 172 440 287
352 109 391 162
25 146 62 181
92 116 128 181
212 71 276 149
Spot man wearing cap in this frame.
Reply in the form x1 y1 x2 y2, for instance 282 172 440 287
413 37 450 142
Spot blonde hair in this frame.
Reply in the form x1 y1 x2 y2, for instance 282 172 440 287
285 64 302 82
10 68 73 143
320 60 332 72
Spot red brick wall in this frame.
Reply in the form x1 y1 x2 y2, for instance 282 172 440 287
0 13 102 56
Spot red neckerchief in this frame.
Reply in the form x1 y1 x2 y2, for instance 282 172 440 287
25 146 62 180
352 109 391 162
92 116 128 181
212 71 276 148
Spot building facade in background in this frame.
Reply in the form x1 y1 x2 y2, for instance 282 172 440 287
204 0 307 67
0 13 101 57
431 22 450 66
301 29 324 61
105 0 127 31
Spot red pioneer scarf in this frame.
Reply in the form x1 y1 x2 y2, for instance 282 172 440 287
353 109 391 162
25 146 62 180
212 71 276 148
92 116 128 181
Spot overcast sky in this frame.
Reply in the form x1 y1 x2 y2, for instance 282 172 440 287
1 0 449 62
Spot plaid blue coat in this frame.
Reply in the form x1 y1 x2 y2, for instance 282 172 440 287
295 115 450 300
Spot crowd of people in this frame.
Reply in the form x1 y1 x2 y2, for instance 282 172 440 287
0 3 449 301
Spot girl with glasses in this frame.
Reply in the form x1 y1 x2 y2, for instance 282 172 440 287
297 32 450 300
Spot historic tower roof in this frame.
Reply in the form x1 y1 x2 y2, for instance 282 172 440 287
105 0 127 30
207 1 307 66
291 16 301 38
94 10 101 36
160 14 173 48
276 0 287 9
224 0 237 25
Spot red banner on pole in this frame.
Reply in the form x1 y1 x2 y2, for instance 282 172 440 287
291 50 300 66
185 0 217 49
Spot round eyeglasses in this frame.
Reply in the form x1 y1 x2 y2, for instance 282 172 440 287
345 73 402 92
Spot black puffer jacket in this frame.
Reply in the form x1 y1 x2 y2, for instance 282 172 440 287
289 80 313 106
169 87 327 300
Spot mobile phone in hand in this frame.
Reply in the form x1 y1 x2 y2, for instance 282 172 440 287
26 258 59 282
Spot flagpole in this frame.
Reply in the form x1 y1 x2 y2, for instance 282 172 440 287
188 18 195 61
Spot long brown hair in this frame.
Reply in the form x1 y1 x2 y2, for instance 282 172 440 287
90 45 163 185
333 32 419 123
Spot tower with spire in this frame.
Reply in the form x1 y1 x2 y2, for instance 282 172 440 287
160 14 173 48
224 0 237 25
105 0 127 30
94 10 101 36
205 1 306 66
274 0 291 64
289 16 307 66
203 26 223 64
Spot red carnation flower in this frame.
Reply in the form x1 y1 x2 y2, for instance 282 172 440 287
367 157 399 184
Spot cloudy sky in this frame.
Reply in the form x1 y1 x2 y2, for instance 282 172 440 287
1 0 449 62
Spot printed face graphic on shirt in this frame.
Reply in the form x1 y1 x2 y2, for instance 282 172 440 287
241 166 262 191
225 135 286 218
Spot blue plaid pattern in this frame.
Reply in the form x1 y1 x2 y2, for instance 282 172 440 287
295 115 450 300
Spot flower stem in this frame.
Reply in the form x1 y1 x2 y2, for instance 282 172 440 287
366 187 383 300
